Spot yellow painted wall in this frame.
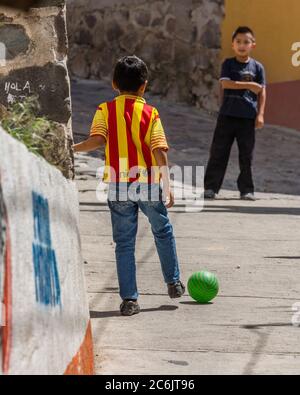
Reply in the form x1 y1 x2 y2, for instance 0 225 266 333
222 0 300 84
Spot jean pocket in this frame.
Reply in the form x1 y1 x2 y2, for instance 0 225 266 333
108 199 136 212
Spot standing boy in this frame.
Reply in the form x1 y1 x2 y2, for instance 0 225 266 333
204 26 267 201
73 56 185 316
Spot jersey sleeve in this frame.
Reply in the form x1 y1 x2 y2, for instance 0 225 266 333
256 63 267 86
219 59 231 81
150 108 169 152
89 105 108 141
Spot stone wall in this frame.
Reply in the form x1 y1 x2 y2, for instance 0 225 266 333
0 0 74 179
66 0 224 113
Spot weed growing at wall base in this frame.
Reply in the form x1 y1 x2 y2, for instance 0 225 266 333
1 97 53 155
0 96 70 174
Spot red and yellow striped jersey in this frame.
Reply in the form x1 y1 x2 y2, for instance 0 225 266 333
89 94 169 183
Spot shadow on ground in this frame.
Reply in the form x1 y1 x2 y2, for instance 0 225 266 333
90 305 178 319
203 205 300 216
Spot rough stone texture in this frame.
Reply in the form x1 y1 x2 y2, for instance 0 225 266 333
0 13 13 22
0 24 30 60
1 63 71 123
0 2 74 179
66 0 225 113
0 0 65 9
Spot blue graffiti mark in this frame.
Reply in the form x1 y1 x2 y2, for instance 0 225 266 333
32 191 61 307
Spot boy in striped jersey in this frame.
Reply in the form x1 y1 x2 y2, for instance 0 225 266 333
73 56 185 316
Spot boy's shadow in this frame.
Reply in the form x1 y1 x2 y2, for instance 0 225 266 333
180 301 213 305
90 305 178 319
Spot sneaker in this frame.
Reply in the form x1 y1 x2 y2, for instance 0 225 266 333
120 300 140 316
204 190 217 200
167 281 185 299
240 193 256 201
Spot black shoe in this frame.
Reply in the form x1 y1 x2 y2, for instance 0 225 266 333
167 281 185 299
204 190 217 200
120 300 140 316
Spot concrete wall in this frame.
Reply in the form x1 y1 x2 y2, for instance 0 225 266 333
0 0 75 178
0 126 94 375
222 0 300 130
66 0 224 113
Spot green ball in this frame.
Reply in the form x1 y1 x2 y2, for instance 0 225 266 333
188 271 219 303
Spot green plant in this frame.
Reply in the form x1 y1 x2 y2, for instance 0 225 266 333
1 96 52 155
0 96 69 174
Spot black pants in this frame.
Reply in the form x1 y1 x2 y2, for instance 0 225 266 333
204 115 256 194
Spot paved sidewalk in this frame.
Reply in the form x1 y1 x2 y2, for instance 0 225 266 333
75 154 300 375
72 79 300 375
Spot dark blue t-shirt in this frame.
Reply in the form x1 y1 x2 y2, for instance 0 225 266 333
219 57 266 119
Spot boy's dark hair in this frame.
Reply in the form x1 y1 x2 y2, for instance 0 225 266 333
232 26 255 42
113 55 149 92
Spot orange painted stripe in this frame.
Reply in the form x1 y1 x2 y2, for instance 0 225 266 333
64 321 94 375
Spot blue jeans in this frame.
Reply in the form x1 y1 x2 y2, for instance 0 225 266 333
107 183 180 300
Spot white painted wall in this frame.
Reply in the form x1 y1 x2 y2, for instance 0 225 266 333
0 126 92 375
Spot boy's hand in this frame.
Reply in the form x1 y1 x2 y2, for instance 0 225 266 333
164 188 175 209
256 114 265 129
248 82 263 95
152 148 174 208
221 80 263 95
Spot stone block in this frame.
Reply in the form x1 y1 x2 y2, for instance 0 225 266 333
0 2 74 179
0 24 30 60
66 0 225 113
0 62 71 124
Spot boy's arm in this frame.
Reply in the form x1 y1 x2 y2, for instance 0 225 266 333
221 80 263 95
255 64 267 129
256 87 267 129
73 105 108 153
152 148 174 209
150 108 174 208
73 135 106 153
219 84 224 106
219 59 262 95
